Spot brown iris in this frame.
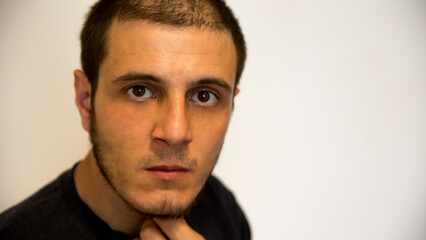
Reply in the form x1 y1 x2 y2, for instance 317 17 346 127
197 91 210 102
132 86 146 97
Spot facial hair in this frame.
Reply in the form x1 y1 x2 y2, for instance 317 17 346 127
88 107 220 218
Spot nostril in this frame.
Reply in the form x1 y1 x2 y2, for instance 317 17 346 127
180 139 192 147
152 137 192 149
153 138 168 146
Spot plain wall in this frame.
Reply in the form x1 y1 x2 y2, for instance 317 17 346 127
1 0 426 239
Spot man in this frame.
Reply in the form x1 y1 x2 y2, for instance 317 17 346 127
0 0 249 239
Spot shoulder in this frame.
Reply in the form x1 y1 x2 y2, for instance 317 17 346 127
0 170 72 239
0 174 64 226
186 175 251 240
202 175 240 210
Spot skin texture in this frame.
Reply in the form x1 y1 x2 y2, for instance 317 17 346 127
137 218 205 240
74 19 238 238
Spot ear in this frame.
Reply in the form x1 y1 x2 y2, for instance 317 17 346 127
74 70 92 132
234 88 240 97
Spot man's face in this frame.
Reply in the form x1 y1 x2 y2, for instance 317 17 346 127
90 20 237 217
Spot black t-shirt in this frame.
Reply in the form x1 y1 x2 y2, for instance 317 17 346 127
0 165 250 240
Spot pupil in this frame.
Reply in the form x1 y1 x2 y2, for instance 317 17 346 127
198 91 210 102
133 87 145 97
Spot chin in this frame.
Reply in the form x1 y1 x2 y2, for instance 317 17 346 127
129 194 195 219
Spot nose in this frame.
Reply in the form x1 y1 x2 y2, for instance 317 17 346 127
152 98 192 148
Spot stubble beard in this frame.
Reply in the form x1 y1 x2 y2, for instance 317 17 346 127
89 107 220 219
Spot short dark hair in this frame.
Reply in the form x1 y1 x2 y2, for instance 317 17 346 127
80 0 246 97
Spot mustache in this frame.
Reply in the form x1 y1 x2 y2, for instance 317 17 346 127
137 149 198 169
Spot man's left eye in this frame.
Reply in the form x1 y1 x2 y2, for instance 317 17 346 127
191 90 218 105
127 86 154 99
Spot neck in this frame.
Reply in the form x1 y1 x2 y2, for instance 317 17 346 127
74 151 145 236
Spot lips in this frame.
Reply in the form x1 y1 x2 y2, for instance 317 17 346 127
146 165 189 172
145 165 190 179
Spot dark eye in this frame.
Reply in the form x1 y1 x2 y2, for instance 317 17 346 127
127 85 154 99
191 90 218 105
197 91 210 102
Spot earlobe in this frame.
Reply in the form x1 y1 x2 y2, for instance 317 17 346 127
74 70 92 132
234 88 240 97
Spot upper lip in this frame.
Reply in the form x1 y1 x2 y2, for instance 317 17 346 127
145 165 190 172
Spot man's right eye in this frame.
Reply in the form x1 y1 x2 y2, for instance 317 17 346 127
126 85 155 100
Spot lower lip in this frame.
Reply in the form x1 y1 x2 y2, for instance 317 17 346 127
145 170 190 180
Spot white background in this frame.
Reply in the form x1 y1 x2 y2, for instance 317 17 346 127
1 0 426 239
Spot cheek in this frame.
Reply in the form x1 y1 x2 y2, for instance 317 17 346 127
191 108 231 153
94 101 155 150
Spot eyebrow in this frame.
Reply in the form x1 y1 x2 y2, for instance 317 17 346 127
114 73 232 92
191 78 232 93
114 73 161 84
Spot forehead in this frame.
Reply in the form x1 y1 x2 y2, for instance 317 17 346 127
99 19 237 87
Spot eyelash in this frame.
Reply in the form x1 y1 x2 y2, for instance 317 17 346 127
125 85 156 100
189 88 220 106
124 85 221 105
